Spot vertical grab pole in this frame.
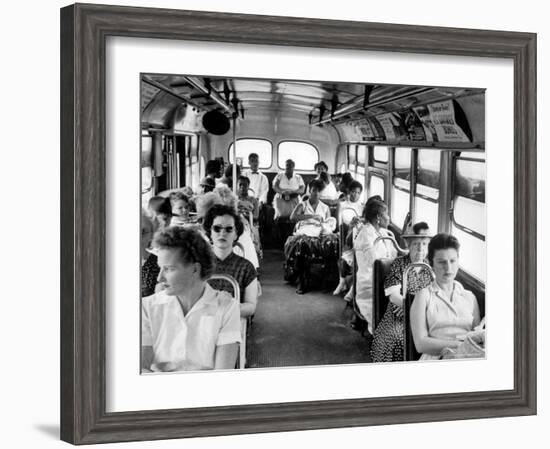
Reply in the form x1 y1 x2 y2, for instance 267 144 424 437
232 115 237 196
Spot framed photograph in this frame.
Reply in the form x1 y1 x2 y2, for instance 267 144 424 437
60 3 536 445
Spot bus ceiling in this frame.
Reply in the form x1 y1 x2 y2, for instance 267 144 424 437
140 74 485 148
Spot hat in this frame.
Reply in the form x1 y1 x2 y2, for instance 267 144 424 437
401 230 433 240
199 177 216 188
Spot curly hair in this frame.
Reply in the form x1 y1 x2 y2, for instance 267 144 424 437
152 227 215 279
363 198 387 223
195 192 221 219
214 185 238 210
427 233 460 266
170 191 190 205
308 178 326 192
203 204 245 240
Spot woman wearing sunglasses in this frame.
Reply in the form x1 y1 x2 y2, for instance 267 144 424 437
203 204 258 318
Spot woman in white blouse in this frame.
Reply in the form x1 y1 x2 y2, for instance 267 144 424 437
272 159 305 219
284 179 337 294
410 233 481 360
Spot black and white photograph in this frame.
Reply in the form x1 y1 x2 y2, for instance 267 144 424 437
140 74 486 373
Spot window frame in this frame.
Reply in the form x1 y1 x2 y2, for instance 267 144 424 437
228 137 273 169
277 139 320 171
451 154 486 241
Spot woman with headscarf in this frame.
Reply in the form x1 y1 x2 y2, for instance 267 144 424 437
353 199 397 334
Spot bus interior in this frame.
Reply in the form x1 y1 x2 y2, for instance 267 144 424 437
141 73 486 368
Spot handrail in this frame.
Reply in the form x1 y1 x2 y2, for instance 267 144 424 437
402 262 435 295
373 235 409 255
208 273 246 369
233 241 246 256
208 273 240 300
338 207 359 257
402 262 435 361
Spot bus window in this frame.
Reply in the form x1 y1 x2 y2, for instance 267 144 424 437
229 138 272 168
190 135 200 191
415 150 440 231
356 165 365 190
141 133 154 205
369 174 385 200
455 155 485 202
357 145 367 166
278 141 318 170
347 144 357 176
451 152 486 281
355 145 367 188
391 147 411 228
200 156 206 179
141 167 153 204
373 146 389 163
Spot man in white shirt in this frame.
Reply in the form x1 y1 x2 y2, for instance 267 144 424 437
242 153 269 205
141 227 240 372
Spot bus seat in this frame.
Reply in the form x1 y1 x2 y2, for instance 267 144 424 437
373 258 394 330
403 292 421 361
207 273 246 369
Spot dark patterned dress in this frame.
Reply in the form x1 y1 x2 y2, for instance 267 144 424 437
207 252 257 302
371 255 432 362
283 233 339 284
141 253 160 297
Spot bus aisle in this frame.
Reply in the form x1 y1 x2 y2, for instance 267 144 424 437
246 249 372 368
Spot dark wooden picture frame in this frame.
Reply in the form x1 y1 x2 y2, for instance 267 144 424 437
60 3 536 445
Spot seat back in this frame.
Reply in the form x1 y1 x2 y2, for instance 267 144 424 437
207 273 246 369
372 258 394 330
402 262 435 361
403 292 421 361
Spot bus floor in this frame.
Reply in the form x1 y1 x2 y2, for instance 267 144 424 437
246 249 372 369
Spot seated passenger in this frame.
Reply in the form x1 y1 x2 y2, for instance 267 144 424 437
218 164 241 190
410 233 481 360
338 172 354 198
215 185 259 269
310 161 339 205
284 179 338 294
141 212 159 297
339 180 364 225
333 194 381 297
354 199 397 334
205 159 222 186
169 192 193 226
318 171 340 205
204 204 258 318
141 227 240 372
237 175 262 260
198 176 216 194
147 196 172 231
196 187 259 269
371 222 433 362
237 176 259 223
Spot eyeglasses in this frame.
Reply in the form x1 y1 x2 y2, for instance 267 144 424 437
212 225 235 233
